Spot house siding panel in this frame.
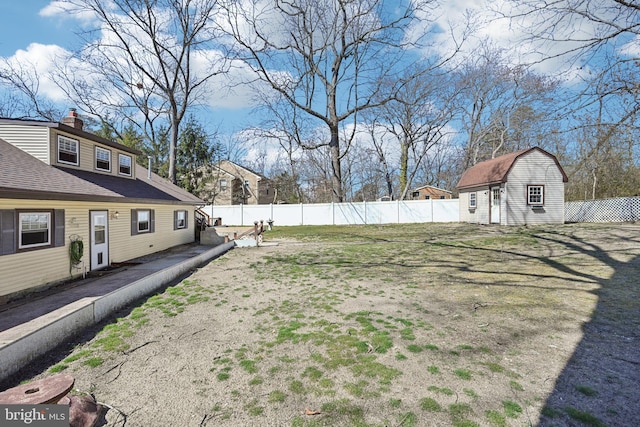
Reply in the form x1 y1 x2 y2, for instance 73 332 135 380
459 187 489 224
0 125 50 164
0 199 196 300
504 150 565 225
50 130 137 179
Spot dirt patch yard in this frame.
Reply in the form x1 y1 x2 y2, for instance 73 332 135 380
17 223 640 426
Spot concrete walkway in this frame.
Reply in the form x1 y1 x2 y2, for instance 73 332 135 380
0 241 235 384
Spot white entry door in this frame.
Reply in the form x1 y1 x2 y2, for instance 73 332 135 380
490 187 501 224
90 211 109 270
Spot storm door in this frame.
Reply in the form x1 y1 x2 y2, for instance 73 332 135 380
90 211 109 270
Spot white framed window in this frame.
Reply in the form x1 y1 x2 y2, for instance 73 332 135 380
19 212 51 249
220 179 227 191
137 210 150 233
527 185 544 206
244 179 250 189
469 192 477 208
131 209 154 235
58 135 79 165
96 146 111 172
119 154 132 176
174 210 187 230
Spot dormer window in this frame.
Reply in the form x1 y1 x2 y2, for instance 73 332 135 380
119 154 132 176
58 135 79 165
96 147 111 172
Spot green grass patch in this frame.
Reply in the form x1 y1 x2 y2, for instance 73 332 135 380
62 349 92 363
503 401 522 418
239 359 258 374
268 390 286 403
424 344 439 351
509 380 524 391
575 385 598 397
420 397 441 412
48 364 68 373
485 409 506 427
564 407 605 427
428 385 454 396
83 357 104 368
484 362 505 373
427 365 439 375
463 388 478 399
389 398 402 409
407 344 423 353
454 368 472 380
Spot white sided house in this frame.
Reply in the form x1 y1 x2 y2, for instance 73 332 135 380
0 111 203 303
456 147 568 226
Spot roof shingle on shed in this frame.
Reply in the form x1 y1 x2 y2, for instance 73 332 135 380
456 147 568 190
0 138 202 204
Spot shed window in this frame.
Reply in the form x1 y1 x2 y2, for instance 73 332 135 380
96 147 111 172
119 154 132 176
19 212 51 249
58 136 79 165
469 192 477 208
527 185 544 206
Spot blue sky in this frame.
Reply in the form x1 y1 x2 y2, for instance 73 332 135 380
0 1 634 170
0 2 74 57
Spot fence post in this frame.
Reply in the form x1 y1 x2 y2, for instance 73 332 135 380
300 203 304 225
364 200 367 225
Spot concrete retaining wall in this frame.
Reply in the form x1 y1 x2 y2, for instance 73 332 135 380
0 241 235 383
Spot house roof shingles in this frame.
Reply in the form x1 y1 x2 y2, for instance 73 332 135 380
456 147 568 190
0 139 202 205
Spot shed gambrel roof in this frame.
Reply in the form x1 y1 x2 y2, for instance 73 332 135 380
0 138 202 204
456 147 568 191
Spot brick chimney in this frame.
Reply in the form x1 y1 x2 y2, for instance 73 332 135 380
61 108 84 130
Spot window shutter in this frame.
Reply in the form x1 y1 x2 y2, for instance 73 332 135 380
54 210 65 247
0 210 16 255
184 211 188 229
173 210 178 230
150 210 155 233
131 209 138 236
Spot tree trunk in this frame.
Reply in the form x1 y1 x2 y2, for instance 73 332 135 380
329 125 343 202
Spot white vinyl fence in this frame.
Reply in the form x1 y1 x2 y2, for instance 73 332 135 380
204 196 640 227
203 199 460 226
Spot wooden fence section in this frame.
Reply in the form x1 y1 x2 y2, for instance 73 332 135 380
565 197 640 223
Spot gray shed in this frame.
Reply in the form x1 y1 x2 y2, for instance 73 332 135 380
456 147 568 225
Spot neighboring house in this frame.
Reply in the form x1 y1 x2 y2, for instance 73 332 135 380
410 185 452 200
456 147 568 226
206 160 273 205
0 111 203 303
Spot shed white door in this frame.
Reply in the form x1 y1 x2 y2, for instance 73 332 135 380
90 211 109 270
490 187 501 224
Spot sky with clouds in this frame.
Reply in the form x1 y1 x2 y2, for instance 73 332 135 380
0 0 634 168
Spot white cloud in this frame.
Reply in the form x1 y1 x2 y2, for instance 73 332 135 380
1 43 70 102
39 0 102 25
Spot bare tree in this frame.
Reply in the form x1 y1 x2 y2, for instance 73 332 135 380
220 0 456 202
505 0 640 149
0 58 63 120
53 0 228 183
365 67 459 200
454 44 559 168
